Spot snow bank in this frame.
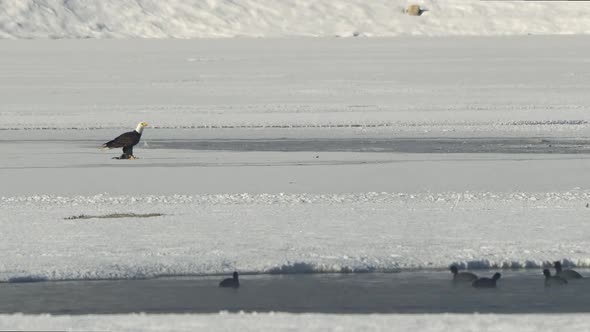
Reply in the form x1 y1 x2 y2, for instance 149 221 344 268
2 191 590 206
2 313 590 332
1 191 590 281
1 0 590 39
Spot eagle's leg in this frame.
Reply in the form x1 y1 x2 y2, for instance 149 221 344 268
113 154 130 160
122 146 136 159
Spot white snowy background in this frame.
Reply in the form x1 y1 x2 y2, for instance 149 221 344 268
2 0 590 330
3 313 590 332
1 0 590 38
1 36 590 281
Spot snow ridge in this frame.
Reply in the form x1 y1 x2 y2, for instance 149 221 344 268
1 191 589 281
2 191 590 207
1 0 590 39
4 313 590 332
3 259 590 282
2 120 590 131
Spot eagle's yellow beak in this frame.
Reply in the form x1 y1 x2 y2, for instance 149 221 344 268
142 122 148 127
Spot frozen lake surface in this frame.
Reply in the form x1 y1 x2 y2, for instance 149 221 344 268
107 137 590 154
2 5 590 329
2 270 590 314
1 37 590 284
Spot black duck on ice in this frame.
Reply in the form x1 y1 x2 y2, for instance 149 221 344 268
554 261 583 280
219 271 240 288
472 273 501 288
450 265 478 283
543 269 568 287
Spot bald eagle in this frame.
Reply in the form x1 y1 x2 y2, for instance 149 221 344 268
102 122 148 159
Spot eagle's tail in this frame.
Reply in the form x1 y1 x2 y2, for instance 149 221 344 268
101 142 113 150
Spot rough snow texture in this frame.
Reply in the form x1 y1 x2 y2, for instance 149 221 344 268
1 191 590 281
1 38 590 281
1 0 590 39
3 191 590 206
1 37 590 136
2 313 590 332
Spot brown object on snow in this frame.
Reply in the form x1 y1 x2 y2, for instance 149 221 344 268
406 4 424 16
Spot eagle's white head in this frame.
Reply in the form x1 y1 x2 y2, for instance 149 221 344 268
135 122 148 133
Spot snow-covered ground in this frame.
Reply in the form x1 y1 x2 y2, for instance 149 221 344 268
1 37 589 281
2 313 590 332
2 3 590 330
2 190 590 280
1 0 590 39
2 37 590 133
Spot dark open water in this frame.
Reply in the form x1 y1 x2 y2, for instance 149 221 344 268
145 137 590 154
1 270 589 314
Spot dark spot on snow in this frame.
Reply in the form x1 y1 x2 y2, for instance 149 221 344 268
65 213 165 220
95 23 108 31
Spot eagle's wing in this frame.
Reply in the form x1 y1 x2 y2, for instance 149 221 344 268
103 131 140 148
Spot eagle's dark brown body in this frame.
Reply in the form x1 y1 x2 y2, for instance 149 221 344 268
102 122 148 159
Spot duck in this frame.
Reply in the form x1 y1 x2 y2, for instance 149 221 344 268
450 265 478 282
472 272 501 288
543 269 568 287
219 271 240 288
554 261 583 280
